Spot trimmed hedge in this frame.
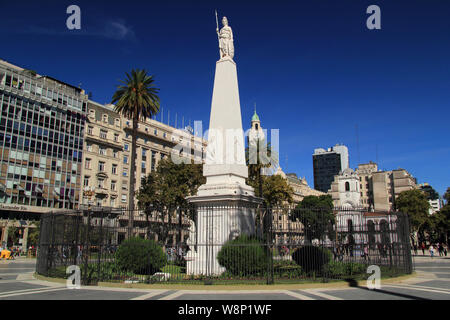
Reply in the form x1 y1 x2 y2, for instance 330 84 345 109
292 245 332 274
217 234 268 276
323 261 367 278
115 237 167 275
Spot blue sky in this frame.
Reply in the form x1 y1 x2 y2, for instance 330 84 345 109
1 0 449 195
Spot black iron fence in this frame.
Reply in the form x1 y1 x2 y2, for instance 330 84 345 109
36 205 413 285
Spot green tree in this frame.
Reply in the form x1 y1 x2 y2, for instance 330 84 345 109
27 221 40 248
429 205 450 244
395 189 430 234
420 184 440 200
260 175 293 207
444 187 450 204
112 69 160 239
290 195 334 242
137 158 205 245
7 225 19 246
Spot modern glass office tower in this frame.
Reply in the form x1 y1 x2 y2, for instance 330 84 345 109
0 59 88 247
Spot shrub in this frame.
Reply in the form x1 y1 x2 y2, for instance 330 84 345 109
324 261 368 278
292 245 332 274
274 260 303 278
217 234 268 276
115 237 166 275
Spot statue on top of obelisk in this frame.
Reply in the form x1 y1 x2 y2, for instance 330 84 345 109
216 11 234 60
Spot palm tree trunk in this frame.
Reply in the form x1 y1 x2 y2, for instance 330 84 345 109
127 114 138 239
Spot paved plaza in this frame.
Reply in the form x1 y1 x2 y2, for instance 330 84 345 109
0 255 449 300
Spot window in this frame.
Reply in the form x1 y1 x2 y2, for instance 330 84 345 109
123 156 128 164
115 118 120 127
151 151 156 172
98 178 105 188
83 176 89 187
112 164 117 174
113 150 118 158
87 126 93 135
142 149 147 160
345 181 350 192
102 114 108 123
123 169 128 177
100 130 107 139
85 159 91 169
141 161 146 174
122 181 127 190
154 129 158 136
99 146 106 156
98 161 105 172
121 194 127 203
124 143 129 151
163 132 167 139
114 133 119 142
87 143 92 152
110 198 115 207
111 181 116 191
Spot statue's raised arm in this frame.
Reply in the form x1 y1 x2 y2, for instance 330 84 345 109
217 16 234 60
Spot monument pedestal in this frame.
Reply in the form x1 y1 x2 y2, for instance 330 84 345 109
186 194 262 276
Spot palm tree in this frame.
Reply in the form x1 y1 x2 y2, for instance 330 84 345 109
112 69 160 239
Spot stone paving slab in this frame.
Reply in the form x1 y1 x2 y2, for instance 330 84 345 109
0 281 47 293
170 293 298 300
0 288 147 300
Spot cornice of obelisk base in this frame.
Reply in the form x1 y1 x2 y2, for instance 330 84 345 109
217 56 236 65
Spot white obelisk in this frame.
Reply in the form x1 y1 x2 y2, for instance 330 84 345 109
186 15 262 276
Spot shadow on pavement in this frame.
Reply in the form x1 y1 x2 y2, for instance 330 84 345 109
344 278 431 300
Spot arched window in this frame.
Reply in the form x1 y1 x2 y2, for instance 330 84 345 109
367 220 376 248
347 219 353 233
380 219 390 245
345 181 350 191
255 123 259 130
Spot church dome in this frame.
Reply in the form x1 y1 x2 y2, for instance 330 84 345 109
252 110 260 121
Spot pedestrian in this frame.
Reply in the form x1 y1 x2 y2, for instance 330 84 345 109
363 245 370 262
444 245 448 257
438 243 444 257
421 242 425 255
429 245 435 258
413 243 418 255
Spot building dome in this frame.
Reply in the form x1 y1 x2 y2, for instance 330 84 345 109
251 110 260 122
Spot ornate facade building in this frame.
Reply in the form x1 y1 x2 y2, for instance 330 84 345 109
274 167 325 204
329 168 362 209
329 161 417 212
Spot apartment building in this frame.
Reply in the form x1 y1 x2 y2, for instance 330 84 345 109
355 162 416 212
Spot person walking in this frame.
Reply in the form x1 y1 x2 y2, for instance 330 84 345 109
363 245 370 262
438 243 444 257
444 244 448 257
413 243 418 255
421 242 426 255
429 245 435 258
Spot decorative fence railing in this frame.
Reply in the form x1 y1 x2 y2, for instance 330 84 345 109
36 205 413 285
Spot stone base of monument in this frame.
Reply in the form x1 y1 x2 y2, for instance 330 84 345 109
186 194 262 276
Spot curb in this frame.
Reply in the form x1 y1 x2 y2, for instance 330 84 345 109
33 272 417 291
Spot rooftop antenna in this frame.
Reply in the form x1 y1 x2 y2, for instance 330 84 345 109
168 109 170 126
182 116 184 128
161 106 163 123
376 144 378 164
355 124 360 166
175 113 178 128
